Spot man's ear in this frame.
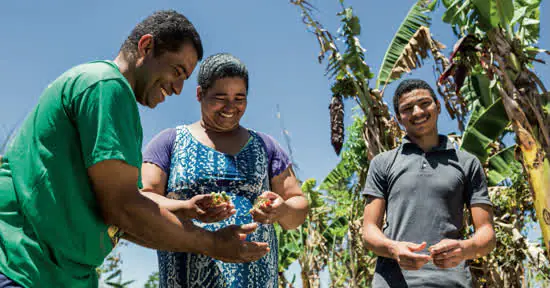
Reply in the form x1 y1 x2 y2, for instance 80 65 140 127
196 86 202 102
436 99 441 114
137 34 154 59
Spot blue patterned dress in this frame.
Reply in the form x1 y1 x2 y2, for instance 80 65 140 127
157 126 279 288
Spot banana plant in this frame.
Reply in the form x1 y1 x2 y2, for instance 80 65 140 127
290 0 402 159
435 0 550 256
458 75 549 285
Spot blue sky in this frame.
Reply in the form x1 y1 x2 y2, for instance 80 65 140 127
1 1 548 287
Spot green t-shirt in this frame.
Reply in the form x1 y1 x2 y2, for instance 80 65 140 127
0 61 143 288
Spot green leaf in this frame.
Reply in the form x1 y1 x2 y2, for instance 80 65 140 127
442 0 461 23
495 0 514 25
510 6 528 26
323 216 348 245
121 280 135 286
427 0 439 11
375 0 431 89
460 98 510 162
105 270 122 281
470 74 494 107
349 16 361 35
454 0 472 18
320 160 353 190
442 5 459 23
487 145 519 185
523 18 540 25
472 0 499 28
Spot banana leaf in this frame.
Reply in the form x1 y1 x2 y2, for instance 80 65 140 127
487 144 519 185
460 98 510 162
375 0 431 89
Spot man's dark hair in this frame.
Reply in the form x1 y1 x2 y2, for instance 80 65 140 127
120 10 203 60
393 79 438 115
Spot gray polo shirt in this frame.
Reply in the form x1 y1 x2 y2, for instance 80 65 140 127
363 135 492 288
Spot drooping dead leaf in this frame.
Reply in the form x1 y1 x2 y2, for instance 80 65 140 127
380 26 446 91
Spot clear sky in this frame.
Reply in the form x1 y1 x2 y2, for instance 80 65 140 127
0 1 548 287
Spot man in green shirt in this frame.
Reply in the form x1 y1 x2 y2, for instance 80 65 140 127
0 10 269 288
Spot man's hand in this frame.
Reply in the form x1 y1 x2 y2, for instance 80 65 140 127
210 223 270 263
178 194 235 223
389 241 432 270
429 239 465 269
250 191 286 225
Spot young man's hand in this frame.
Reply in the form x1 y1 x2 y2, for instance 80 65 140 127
389 241 432 270
429 239 465 269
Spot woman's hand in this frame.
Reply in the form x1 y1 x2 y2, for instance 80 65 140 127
177 194 236 223
250 191 287 225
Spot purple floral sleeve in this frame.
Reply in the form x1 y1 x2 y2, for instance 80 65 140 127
256 131 292 179
142 128 176 174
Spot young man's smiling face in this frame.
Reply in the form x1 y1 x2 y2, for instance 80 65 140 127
397 88 440 139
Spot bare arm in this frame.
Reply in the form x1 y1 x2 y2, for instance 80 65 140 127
140 162 234 222
140 162 185 211
362 196 394 259
430 204 495 268
89 159 268 262
271 166 308 230
252 166 308 230
88 159 213 253
463 204 496 259
362 196 430 270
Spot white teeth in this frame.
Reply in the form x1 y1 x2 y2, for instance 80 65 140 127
160 88 168 97
413 117 429 124
220 112 234 118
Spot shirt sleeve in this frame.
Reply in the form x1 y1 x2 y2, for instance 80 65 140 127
71 79 142 169
256 132 291 179
362 155 388 199
142 128 177 174
466 157 493 207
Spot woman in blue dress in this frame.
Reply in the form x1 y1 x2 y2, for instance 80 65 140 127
141 53 308 288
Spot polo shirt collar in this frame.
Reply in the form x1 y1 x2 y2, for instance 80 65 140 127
402 134 455 152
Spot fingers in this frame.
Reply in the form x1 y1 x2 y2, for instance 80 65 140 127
432 248 461 261
397 254 430 270
407 241 427 252
251 208 276 224
429 240 459 255
218 241 270 263
433 255 462 268
238 241 270 262
201 208 236 223
397 246 431 270
236 223 259 235
260 191 279 200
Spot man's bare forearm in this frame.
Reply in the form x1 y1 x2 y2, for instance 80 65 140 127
363 223 397 259
105 192 213 254
461 224 496 260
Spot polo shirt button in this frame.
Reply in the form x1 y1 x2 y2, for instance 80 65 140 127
422 163 427 168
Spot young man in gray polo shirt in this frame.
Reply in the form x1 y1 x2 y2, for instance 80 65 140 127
362 79 496 287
